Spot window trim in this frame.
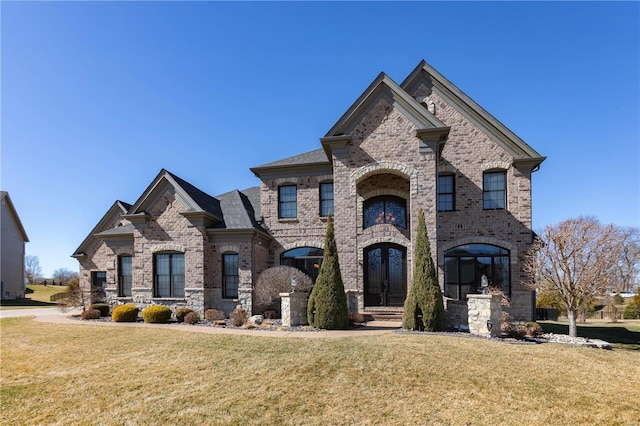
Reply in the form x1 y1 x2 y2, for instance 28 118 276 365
118 255 133 297
444 244 511 300
222 252 239 299
483 170 507 210
278 184 297 219
153 252 185 298
319 181 334 217
437 174 455 212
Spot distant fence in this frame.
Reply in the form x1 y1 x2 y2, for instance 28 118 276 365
536 308 558 321
50 292 69 302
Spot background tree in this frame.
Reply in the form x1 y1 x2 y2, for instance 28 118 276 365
52 268 79 286
527 217 621 337
306 215 349 329
609 226 640 294
402 209 445 331
253 266 313 315
25 255 43 284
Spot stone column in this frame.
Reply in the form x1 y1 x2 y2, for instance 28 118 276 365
280 292 309 327
467 294 501 337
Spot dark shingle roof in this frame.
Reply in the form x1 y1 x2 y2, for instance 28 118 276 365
165 170 223 218
212 187 263 230
251 148 329 169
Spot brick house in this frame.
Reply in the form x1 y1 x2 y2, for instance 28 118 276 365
73 60 545 324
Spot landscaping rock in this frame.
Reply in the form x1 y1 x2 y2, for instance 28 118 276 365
249 315 264 325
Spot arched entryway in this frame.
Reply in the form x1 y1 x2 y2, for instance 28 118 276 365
364 243 407 307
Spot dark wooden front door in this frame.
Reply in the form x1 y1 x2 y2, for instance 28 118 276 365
364 244 406 307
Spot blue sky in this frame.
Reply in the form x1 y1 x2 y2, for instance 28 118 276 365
2 1 639 277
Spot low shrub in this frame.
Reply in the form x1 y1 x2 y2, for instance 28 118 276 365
623 303 640 320
349 313 367 324
524 321 543 337
230 306 248 327
204 309 225 322
89 303 110 317
81 308 101 320
111 304 139 322
175 307 194 323
184 311 200 325
503 323 526 340
262 308 278 320
142 305 172 323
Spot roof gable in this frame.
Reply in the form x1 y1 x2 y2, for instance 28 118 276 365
401 60 545 166
127 169 223 224
0 191 29 242
72 200 130 257
325 72 447 138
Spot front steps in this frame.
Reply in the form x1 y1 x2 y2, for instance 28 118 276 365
361 307 403 322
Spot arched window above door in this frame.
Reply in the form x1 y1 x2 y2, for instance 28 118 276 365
363 196 407 229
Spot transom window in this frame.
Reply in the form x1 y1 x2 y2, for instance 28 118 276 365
278 185 297 218
280 247 324 283
118 255 132 297
483 171 506 210
154 252 185 298
320 182 334 217
222 253 239 299
438 174 455 212
363 196 407 229
444 244 510 300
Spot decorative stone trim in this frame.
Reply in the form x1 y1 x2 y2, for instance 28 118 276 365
350 161 418 196
481 161 511 172
151 243 186 253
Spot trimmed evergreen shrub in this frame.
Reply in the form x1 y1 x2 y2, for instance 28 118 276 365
230 306 248 327
623 303 640 320
175 307 194 323
81 308 101 320
142 305 172 323
111 304 139 322
88 303 110 317
184 311 200 325
307 215 349 330
402 209 445 332
204 309 225 322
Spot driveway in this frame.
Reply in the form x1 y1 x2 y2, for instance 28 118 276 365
0 307 82 319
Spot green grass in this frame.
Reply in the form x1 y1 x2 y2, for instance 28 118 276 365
1 317 639 425
0 285 68 310
539 319 640 350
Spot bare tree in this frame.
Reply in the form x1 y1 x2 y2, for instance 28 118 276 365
25 255 43 285
609 226 640 293
52 268 79 286
253 266 313 315
527 217 620 337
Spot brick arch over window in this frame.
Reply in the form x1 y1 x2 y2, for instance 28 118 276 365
349 161 418 197
274 240 324 260
151 243 186 254
439 237 518 266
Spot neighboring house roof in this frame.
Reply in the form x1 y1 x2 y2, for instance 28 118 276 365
0 191 29 242
401 60 546 168
72 200 130 257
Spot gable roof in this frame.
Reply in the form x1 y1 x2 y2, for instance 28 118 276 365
401 60 545 167
211 187 263 230
0 191 29 242
250 148 331 178
325 71 448 137
125 169 223 224
72 200 130 257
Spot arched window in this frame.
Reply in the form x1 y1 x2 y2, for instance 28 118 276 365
154 252 185 298
363 196 407 229
118 255 132 297
280 247 324 282
444 244 510 300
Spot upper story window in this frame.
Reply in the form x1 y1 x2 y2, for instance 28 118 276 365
222 252 239 299
483 171 506 210
154 252 185 298
320 182 334 217
118 255 132 297
278 185 297 218
438 174 455 212
364 195 407 229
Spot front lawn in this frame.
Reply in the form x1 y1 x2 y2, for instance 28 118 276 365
1 317 638 425
0 285 67 310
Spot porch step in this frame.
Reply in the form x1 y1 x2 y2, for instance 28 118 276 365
361 308 403 321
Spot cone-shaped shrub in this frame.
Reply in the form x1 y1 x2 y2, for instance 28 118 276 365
402 209 445 331
307 215 349 329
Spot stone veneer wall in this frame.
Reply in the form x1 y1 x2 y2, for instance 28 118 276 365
280 292 309 326
467 294 502 337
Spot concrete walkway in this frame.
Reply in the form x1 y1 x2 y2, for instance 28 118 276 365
5 308 403 338
0 307 82 319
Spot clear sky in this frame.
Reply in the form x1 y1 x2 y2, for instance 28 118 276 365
2 1 639 277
